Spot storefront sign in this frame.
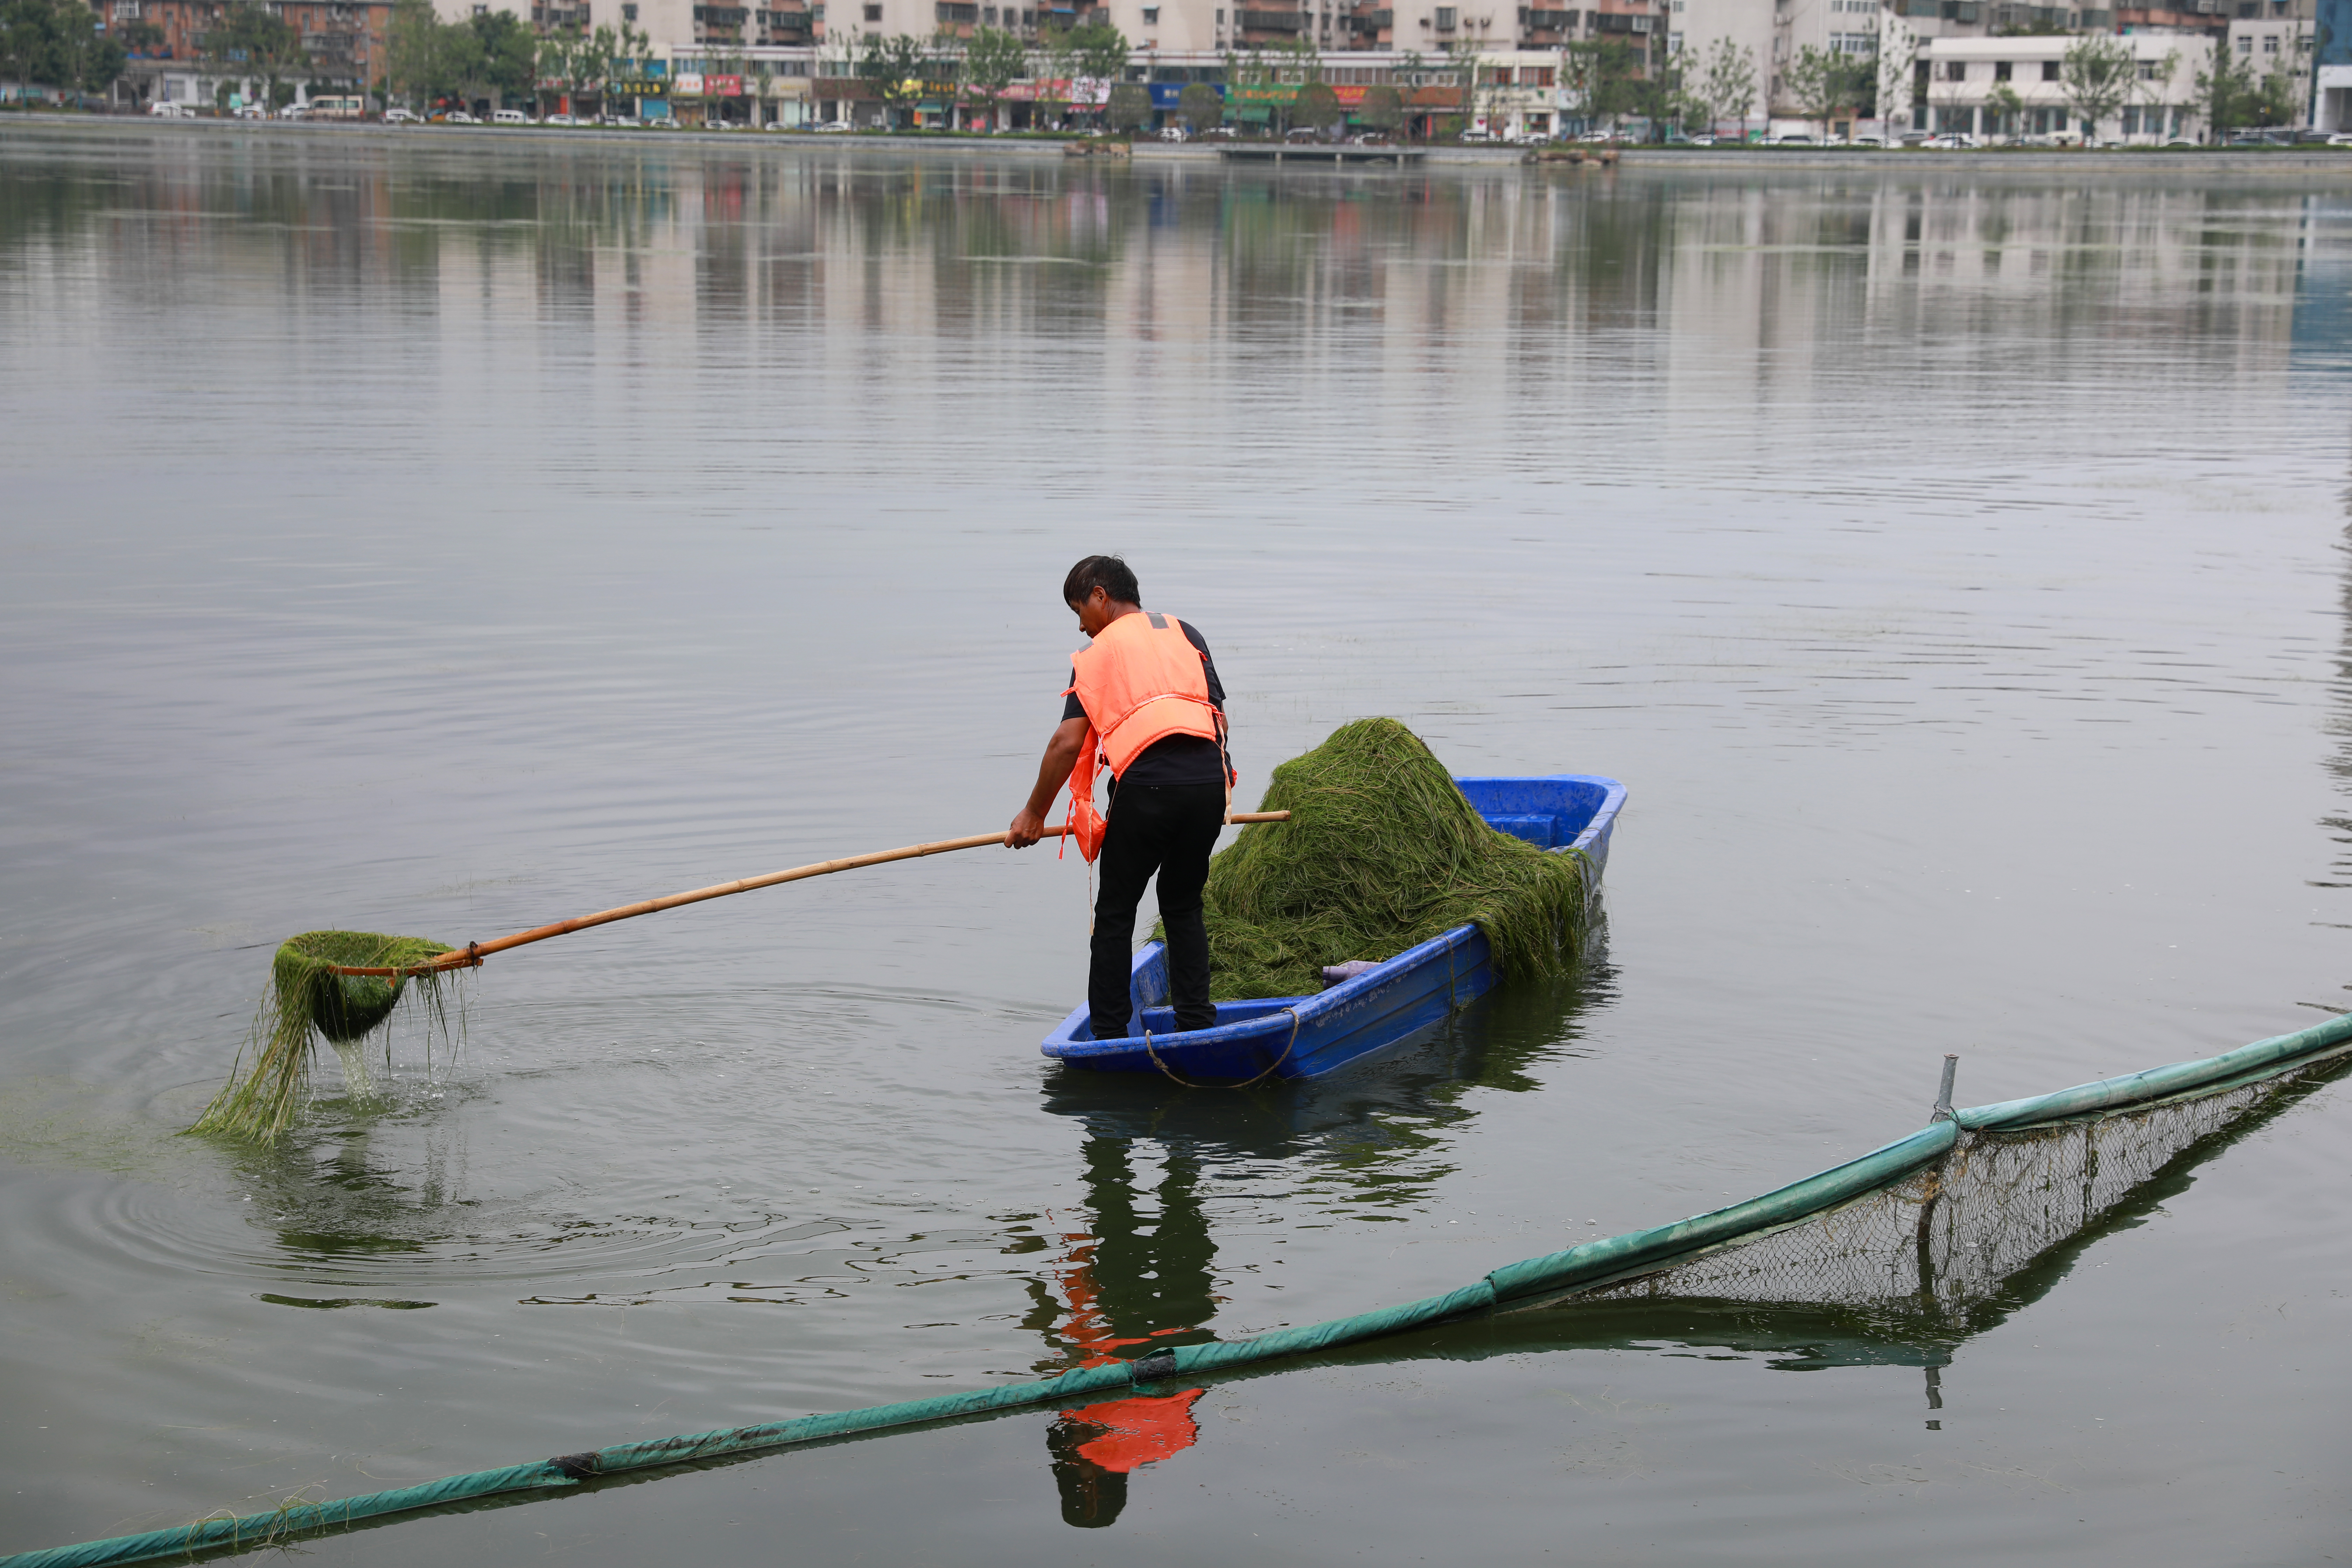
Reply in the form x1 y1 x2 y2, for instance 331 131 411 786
708 73 742 96
612 79 665 96
672 71 703 96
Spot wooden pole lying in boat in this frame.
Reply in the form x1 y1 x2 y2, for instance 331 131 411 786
329 811 1294 977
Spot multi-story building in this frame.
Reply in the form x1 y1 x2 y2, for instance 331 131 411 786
2320 0 2352 127
106 0 396 109
1675 0 2323 133
1909 30 2210 137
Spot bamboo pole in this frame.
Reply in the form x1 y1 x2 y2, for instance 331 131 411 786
330 812 1294 976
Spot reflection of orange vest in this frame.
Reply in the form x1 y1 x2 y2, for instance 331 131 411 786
1053 1220 1205 1475
1061 611 1226 863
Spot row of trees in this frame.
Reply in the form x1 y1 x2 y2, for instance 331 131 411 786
1 0 126 96
846 21 1130 126
840 29 1514 135
384 0 648 112
1640 30 2309 145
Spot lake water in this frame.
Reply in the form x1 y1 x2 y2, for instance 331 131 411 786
5 120 2351 1562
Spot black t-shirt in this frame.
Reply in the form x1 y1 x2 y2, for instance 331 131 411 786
1063 617 1229 788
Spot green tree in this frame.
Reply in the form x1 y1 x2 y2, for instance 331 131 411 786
1059 18 1128 87
1357 80 1402 135
468 9 536 104
1876 25 1917 132
1695 35 1755 134
0 0 127 95
1178 79 1222 130
856 31 931 128
2192 40 2259 143
1983 79 2023 141
1565 37 1644 130
210 0 307 110
1105 78 1149 131
1783 44 1871 137
384 0 443 109
2245 35 2309 126
2059 32 2133 142
961 22 1026 123
2126 46 2179 140
1291 78 1338 135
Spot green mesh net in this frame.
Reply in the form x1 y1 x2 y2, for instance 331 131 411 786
1193 718 1592 1000
188 930 456 1146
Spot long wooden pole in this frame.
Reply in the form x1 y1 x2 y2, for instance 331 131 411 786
330 812 1294 976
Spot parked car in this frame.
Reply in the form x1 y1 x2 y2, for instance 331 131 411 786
1198 124 1237 139
1687 132 1716 146
814 119 853 132
147 100 195 117
1920 132 1979 149
2330 132 2352 147
1773 132 1818 145
1458 128 1498 143
384 106 421 124
542 112 576 126
276 104 306 119
492 108 531 125
1157 125 1188 141
440 110 477 124
1848 133 1884 147
1349 132 1392 145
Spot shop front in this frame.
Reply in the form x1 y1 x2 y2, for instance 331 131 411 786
611 77 666 122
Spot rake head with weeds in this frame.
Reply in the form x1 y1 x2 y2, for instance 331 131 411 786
186 810 1296 1146
1193 717 1593 999
188 931 462 1146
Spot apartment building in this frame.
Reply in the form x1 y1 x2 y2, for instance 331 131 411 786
109 0 396 108
1911 31 2208 137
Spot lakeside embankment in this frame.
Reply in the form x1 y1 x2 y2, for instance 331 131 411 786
12 112 2352 177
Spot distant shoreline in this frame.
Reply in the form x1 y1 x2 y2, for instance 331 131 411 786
9 112 2352 178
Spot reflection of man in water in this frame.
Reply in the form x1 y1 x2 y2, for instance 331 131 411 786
1034 1135 1219 1527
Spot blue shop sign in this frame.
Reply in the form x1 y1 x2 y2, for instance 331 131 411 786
1149 84 1183 109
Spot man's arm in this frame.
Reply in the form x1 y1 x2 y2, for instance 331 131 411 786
1007 716 1091 848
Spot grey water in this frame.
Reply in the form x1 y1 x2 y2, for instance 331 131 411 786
4 119 2351 1561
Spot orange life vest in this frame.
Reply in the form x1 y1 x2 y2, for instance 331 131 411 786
1061 610 1227 863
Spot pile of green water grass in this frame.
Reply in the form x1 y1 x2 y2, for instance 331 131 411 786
1194 718 1592 1001
189 930 456 1145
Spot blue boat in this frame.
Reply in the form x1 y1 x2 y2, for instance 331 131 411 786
1041 773 1627 1082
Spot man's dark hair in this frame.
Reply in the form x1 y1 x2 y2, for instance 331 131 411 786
1063 554 1141 607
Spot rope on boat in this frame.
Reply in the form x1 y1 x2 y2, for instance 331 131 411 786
9 1009 2351 1568
1143 1005 1302 1088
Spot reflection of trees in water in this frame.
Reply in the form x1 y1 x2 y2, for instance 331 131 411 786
2 135 2320 391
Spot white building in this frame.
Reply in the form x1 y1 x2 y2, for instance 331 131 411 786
1914 31 2210 140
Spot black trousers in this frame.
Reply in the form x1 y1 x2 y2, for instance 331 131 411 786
1089 779 1225 1039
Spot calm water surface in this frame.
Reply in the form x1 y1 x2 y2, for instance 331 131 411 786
4 121 2351 1562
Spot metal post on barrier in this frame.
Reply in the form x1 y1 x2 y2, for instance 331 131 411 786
1932 1054 1960 1121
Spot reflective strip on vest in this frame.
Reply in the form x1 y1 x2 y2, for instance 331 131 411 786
1067 611 1222 777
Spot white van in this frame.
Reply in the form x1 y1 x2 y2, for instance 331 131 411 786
492 108 531 125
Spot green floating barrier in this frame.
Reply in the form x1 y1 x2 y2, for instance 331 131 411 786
11 1010 2349 1568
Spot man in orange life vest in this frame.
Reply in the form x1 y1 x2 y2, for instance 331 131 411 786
1006 555 1231 1041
